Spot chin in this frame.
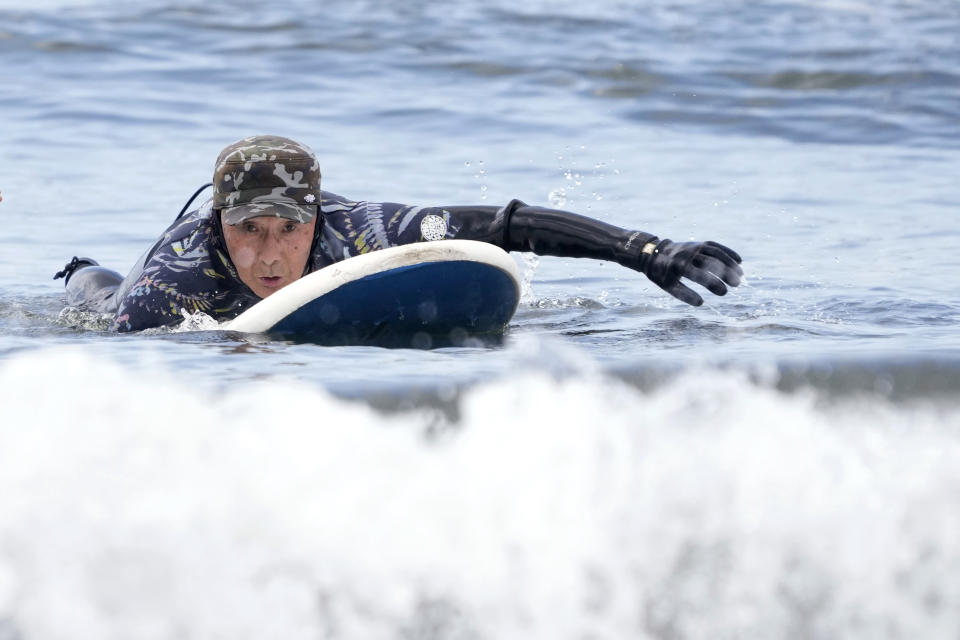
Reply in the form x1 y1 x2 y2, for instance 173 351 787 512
244 279 286 299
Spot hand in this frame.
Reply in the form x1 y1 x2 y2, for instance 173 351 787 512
639 239 743 306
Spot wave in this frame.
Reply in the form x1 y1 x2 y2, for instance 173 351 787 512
1 348 958 638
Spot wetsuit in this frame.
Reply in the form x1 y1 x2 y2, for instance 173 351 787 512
63 190 656 332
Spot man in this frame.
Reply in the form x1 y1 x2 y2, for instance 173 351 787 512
56 135 743 332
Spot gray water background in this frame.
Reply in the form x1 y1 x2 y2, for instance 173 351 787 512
1 1 960 638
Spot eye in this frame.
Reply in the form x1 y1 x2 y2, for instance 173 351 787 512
242 222 259 233
283 222 298 233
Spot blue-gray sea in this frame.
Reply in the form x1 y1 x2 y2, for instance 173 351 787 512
2 0 959 638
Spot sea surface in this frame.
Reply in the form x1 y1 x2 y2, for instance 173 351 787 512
1 0 960 638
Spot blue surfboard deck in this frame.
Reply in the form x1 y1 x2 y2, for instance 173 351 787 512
224 240 521 347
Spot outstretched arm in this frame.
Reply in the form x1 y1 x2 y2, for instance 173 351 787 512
446 199 743 306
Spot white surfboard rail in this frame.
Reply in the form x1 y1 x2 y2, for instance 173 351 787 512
224 239 521 334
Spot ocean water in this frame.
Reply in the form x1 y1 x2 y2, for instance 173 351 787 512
1 0 960 638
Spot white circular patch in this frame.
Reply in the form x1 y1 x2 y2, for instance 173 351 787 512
420 214 447 241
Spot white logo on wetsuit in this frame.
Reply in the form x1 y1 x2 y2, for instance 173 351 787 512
420 214 447 241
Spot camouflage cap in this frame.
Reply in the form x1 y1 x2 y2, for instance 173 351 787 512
213 135 322 225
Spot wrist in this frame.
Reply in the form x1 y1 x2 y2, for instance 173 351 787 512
633 235 662 272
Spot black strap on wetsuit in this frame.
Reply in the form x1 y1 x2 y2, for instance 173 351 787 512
53 256 98 283
176 183 213 220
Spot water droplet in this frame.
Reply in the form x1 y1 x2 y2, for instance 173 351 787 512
548 188 567 208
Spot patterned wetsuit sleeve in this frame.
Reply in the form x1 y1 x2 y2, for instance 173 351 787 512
379 201 517 246
111 213 238 332
317 194 472 264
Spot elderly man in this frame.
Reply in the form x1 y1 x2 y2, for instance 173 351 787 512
56 135 742 332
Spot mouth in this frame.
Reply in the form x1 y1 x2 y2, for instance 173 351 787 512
258 276 285 290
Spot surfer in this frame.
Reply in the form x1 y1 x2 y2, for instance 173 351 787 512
55 135 743 332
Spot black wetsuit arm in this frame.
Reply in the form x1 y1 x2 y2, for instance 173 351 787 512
445 199 657 271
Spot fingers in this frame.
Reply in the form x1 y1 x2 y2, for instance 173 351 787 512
697 246 744 281
702 241 742 264
691 254 742 287
665 281 704 306
678 242 745 300
646 239 743 305
685 266 729 296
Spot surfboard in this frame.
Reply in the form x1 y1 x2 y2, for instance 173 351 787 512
224 240 521 347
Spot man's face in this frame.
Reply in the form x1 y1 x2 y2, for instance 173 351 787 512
221 214 317 299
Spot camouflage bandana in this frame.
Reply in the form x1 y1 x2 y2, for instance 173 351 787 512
213 135 322 225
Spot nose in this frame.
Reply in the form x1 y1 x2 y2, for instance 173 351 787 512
258 235 285 268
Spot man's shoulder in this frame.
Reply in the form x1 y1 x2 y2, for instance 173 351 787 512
137 203 220 279
150 202 215 251
320 190 362 212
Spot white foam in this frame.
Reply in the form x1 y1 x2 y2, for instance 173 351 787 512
171 309 220 333
1 349 959 638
